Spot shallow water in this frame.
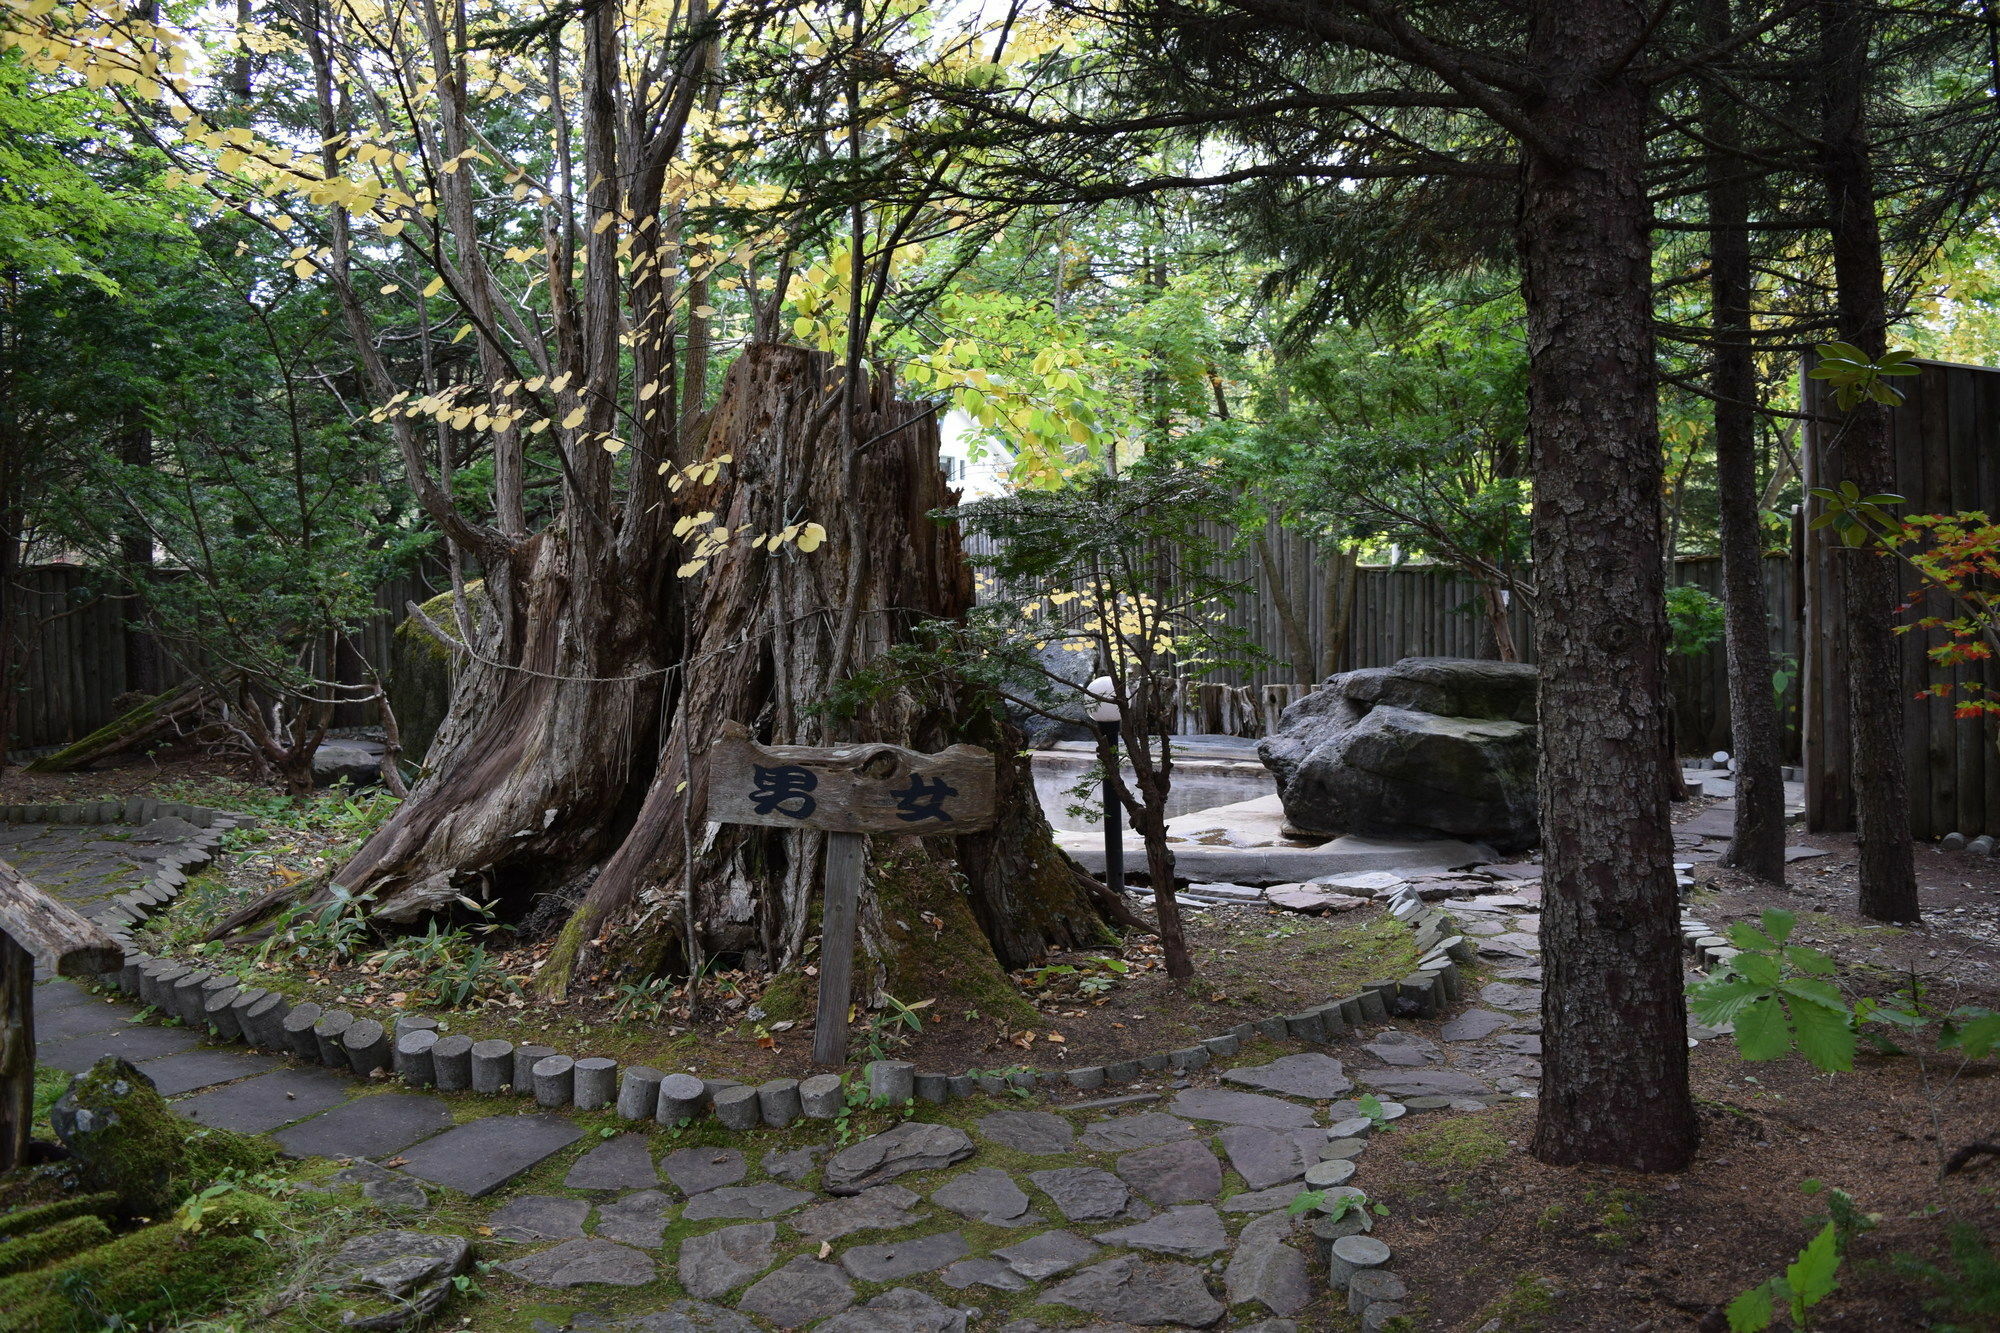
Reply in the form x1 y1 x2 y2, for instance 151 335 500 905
1031 751 1275 831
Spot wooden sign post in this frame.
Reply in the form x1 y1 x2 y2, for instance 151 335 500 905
706 721 995 1066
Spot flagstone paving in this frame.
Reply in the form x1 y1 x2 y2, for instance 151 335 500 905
16 812 1609 1330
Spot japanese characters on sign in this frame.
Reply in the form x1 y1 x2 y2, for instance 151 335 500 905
706 721 996 835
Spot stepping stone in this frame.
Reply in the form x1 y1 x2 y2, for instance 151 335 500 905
594 1189 675 1247
941 1257 1032 1292
618 1301 758 1332
173 1066 352 1133
993 1229 1098 1280
1220 1185 1303 1213
566 1133 660 1190
817 1288 968 1333
1041 1256 1226 1328
35 1000 128 1041
678 1221 776 1298
393 1112 584 1197
1220 1053 1353 1100
39 1024 200 1071
839 1229 969 1282
1218 1126 1324 1190
274 1092 454 1161
324 1228 470 1303
1029 1167 1131 1222
1480 982 1542 1011
1439 1009 1511 1042
500 1238 655 1288
1355 1068 1495 1099
823 1122 974 1195
1224 1211 1311 1316
737 1256 855 1326
1077 1112 1194 1153
1494 1032 1543 1055
1095 1204 1228 1258
329 1159 430 1213
662 1146 746 1195
1359 1033 1438 1067
682 1182 812 1221
1115 1139 1221 1204
490 1194 589 1241
791 1185 925 1241
1168 1088 1316 1130
933 1167 1034 1225
762 1146 821 1183
976 1110 1075 1154
1785 845 1829 862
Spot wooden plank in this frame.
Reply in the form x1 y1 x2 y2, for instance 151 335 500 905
1912 365 1948 840
1 933 31 1172
705 721 996 834
0 858 122 978
1981 368 2000 835
811 830 865 1067
1801 365 1854 830
1947 365 1984 837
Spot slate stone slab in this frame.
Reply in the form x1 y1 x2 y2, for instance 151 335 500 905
1096 1204 1228 1258
823 1122 974 1195
1114 1139 1221 1205
1354 1067 1495 1098
620 1301 761 1332
662 1146 745 1196
1439 1009 1512 1042
35 1000 129 1042
990 1229 1097 1281
678 1221 776 1299
173 1066 353 1133
134 1048 275 1097
940 1258 1031 1292
681 1182 812 1221
566 1133 660 1191
1218 1126 1324 1191
1220 1053 1353 1099
932 1167 1034 1225
737 1256 855 1327
392 1112 585 1197
1028 1167 1131 1222
329 1159 431 1213
1480 982 1542 1011
816 1287 969 1333
595 1189 675 1247
500 1238 655 1288
1167 1088 1316 1130
1041 1256 1227 1328
490 1194 590 1241
274 1091 454 1160
1225 1212 1312 1316
39 1024 200 1071
975 1110 1075 1154
1077 1111 1195 1153
1360 1032 1439 1067
839 1229 969 1282
762 1146 821 1183
1219 1184 1304 1214
791 1185 924 1241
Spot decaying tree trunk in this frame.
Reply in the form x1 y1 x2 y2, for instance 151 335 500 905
329 344 1106 1013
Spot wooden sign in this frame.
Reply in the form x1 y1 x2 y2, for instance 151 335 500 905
706 721 995 835
705 721 996 1068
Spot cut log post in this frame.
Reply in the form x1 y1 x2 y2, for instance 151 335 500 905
1 933 30 1174
24 676 216 774
812 831 866 1068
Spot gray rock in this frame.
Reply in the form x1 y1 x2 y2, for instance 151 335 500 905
1304 1159 1356 1187
799 1072 845 1119
314 738 386 787
1348 1267 1409 1315
1095 1204 1227 1258
677 1221 776 1298
1041 1256 1226 1328
712 1084 761 1130
1078 1112 1194 1153
566 1133 659 1191
823 1121 974 1195
533 1054 576 1108
790 1185 923 1241
976 1109 1075 1154
573 1057 618 1110
326 1229 470 1330
1218 1126 1324 1190
1114 1139 1221 1204
736 1256 855 1327
617 1066 664 1121
839 1229 970 1282
1480 981 1543 1011
761 1145 821 1183
1224 1212 1312 1317
662 1146 745 1196
471 1039 513 1093
992 1229 1099 1280
330 1160 430 1214
393 1029 438 1085
1323 1136 1368 1161
1439 1008 1512 1042
1356 1067 1494 1098
1029 1167 1131 1222
932 1167 1034 1224
1219 1185 1305 1214
388 1111 582 1198
816 1288 968 1333
594 1189 675 1247
940 1258 1032 1292
681 1182 812 1221
490 1195 590 1242
758 1078 801 1127
620 1301 760 1333
866 1059 916 1103
501 1238 656 1288
431 1035 474 1092
1221 1052 1353 1100
513 1044 558 1092
1361 1031 1439 1066
1167 1088 1316 1130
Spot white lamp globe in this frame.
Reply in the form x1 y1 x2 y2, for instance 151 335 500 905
1085 674 1122 723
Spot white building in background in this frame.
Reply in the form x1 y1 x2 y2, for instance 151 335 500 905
937 408 1012 499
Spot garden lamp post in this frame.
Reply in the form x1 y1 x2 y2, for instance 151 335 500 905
1087 675 1124 893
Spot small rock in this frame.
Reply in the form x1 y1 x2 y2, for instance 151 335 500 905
736 1256 855 1327
839 1230 970 1282
677 1222 776 1299
992 1229 1099 1280
501 1239 655 1289
932 1168 1034 1225
595 1190 675 1247
1041 1256 1226 1328
1095 1205 1228 1258
1077 1112 1194 1153
489 1195 589 1242
661 1147 745 1196
976 1110 1075 1154
790 1185 924 1241
1028 1167 1132 1222
823 1122 974 1195
681 1182 811 1222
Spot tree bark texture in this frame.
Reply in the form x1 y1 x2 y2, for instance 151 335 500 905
1520 0 1699 1172
1706 0 1789 883
1818 0 1919 922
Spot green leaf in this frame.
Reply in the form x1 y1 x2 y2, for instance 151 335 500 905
1734 996 1791 1061
1726 1279 1777 1333
1690 977 1771 1026
1734 951 1781 988
1777 976 1849 1014
1787 946 1837 976
1787 1222 1842 1319
1788 997 1856 1072
1727 920 1775 953
1818 341 1869 362
1943 1012 2000 1058
1760 909 1797 945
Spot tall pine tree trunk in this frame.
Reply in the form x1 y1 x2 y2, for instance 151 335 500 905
1707 0 1789 883
1522 0 1698 1172
1819 0 1920 922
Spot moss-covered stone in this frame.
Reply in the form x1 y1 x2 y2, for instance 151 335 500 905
47 1058 275 1219
0 1215 113 1277
389 582 486 764
868 840 1037 1027
0 1193 120 1242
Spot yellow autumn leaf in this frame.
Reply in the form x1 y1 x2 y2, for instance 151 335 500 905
379 284 398 295
380 219 406 237
562 407 586 430
796 522 827 553
293 259 317 279
422 276 444 298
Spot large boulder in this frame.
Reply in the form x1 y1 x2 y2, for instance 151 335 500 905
1005 641 1097 749
1260 658 1538 852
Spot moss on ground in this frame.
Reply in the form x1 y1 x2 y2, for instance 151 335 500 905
1393 1115 1512 1171
871 840 1038 1028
